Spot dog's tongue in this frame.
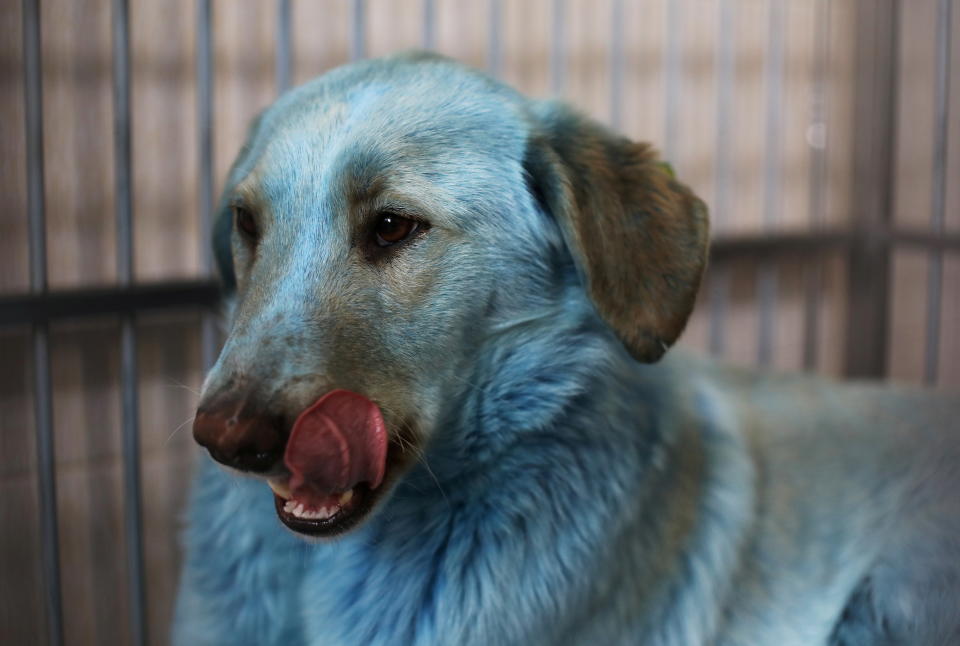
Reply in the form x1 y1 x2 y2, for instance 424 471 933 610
285 390 387 498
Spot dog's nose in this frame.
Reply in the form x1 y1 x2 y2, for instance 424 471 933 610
192 400 285 473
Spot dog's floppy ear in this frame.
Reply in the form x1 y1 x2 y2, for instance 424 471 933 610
525 101 709 362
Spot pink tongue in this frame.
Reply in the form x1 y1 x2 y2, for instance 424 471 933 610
284 390 387 499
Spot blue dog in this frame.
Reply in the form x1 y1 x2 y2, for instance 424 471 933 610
175 53 960 645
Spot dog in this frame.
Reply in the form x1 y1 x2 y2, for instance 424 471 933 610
174 53 960 646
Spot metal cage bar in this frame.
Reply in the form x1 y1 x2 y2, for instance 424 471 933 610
609 0 624 129
198 0 219 372
276 0 292 95
802 0 832 371
757 0 786 367
422 0 436 50
845 0 899 378
550 0 565 96
4 5 960 641
23 2 63 644
488 0 502 77
663 0 682 162
351 0 366 61
924 0 953 385
111 0 147 642
709 0 736 357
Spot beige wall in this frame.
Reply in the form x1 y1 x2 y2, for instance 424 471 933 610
1 1 958 644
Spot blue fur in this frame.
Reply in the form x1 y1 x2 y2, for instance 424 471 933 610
176 297 751 645
176 54 960 645
173 53 757 646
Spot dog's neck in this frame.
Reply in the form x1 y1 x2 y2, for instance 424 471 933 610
299 301 757 646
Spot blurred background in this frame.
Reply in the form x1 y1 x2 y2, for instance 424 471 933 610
1 0 957 644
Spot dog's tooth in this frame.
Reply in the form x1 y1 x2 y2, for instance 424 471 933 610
294 503 305 517
339 490 354 505
268 478 292 500
283 500 296 514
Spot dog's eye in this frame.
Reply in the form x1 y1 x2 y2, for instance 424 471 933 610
374 213 419 247
234 207 259 242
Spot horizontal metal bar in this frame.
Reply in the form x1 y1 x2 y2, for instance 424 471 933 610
710 231 855 260
0 229 956 328
0 280 221 326
887 229 960 251
711 229 960 261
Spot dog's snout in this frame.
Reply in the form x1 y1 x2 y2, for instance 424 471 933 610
192 399 285 474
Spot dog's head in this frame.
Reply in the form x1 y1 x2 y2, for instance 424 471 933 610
192 53 708 538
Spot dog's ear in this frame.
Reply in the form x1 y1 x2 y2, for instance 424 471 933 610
525 101 709 362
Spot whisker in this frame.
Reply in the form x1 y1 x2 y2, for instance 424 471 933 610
375 401 451 510
165 378 202 397
165 415 197 446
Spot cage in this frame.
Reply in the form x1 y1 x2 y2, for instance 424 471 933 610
1 1 957 644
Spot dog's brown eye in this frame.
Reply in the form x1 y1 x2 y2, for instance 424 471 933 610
234 207 259 241
374 213 419 247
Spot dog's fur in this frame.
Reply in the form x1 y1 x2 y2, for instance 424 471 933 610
175 54 960 645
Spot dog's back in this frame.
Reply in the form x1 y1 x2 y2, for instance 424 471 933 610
689 357 960 644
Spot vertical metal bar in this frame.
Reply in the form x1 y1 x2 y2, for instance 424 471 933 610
351 0 365 61
758 0 786 367
25 5 47 297
710 0 735 357
487 0 501 77
713 0 734 233
276 0 292 95
756 267 777 367
924 0 952 385
197 0 213 277
23 2 64 644
663 0 682 162
803 0 832 371
844 0 899 378
708 271 729 357
112 0 146 643
422 0 435 50
113 0 133 288
609 0 624 129
550 0 565 96
763 0 785 232
31 327 60 646
198 0 218 372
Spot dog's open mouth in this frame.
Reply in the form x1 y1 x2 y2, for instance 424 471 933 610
268 478 379 536
270 389 390 537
